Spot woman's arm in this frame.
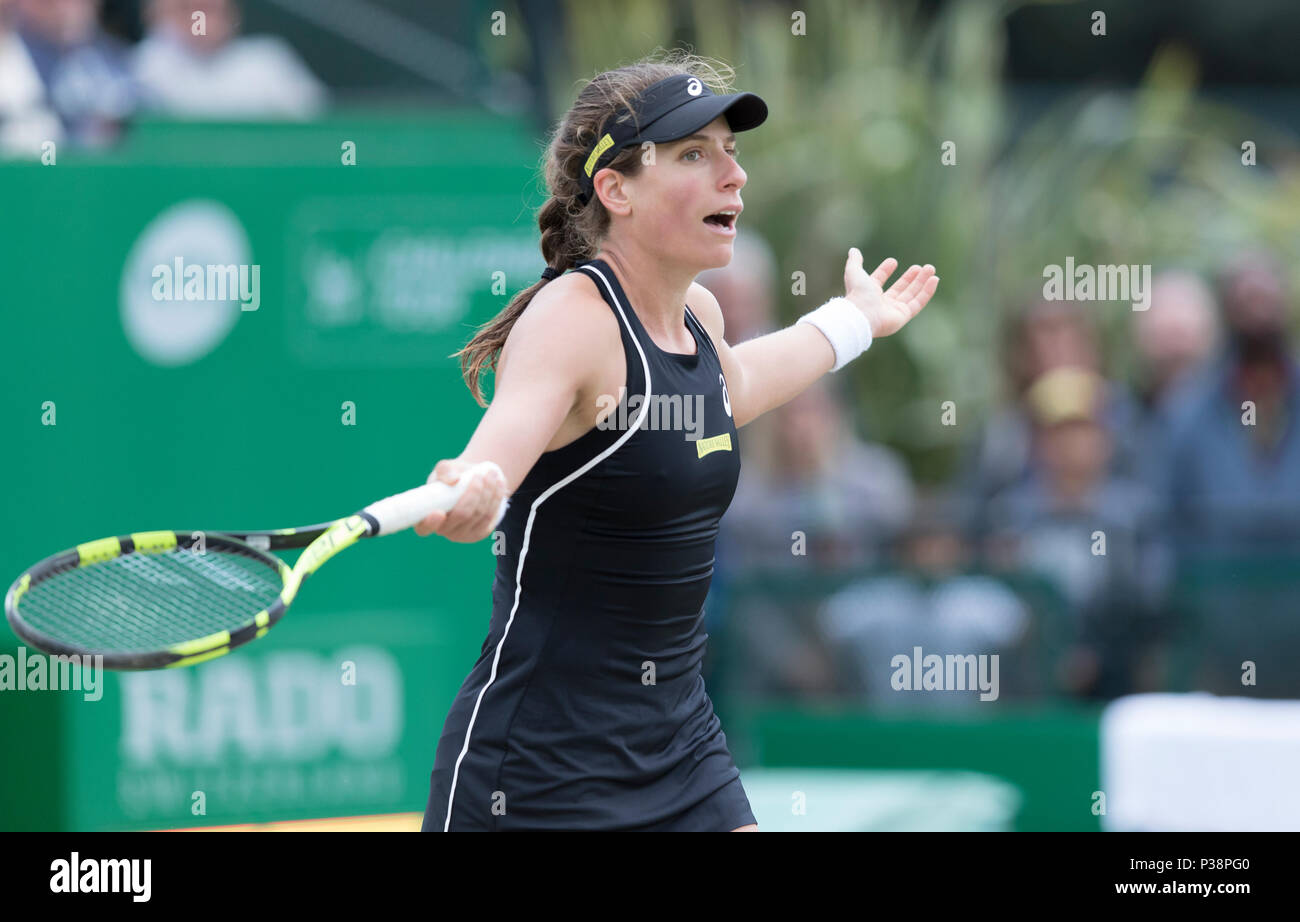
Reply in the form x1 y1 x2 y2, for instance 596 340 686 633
690 251 938 428
415 281 612 542
694 299 833 428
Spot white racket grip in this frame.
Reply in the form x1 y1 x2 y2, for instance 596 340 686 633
362 461 509 537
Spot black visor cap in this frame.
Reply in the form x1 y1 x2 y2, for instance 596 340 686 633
578 74 768 204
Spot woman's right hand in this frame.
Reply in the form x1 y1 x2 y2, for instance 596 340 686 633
413 458 510 543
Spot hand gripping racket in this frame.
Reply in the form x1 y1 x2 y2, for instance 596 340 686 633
4 461 508 670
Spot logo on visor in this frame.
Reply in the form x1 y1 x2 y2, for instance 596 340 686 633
686 77 703 96
584 133 615 177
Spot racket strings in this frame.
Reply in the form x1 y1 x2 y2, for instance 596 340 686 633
17 547 284 653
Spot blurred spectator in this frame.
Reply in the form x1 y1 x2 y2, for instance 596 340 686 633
132 0 326 119
1135 270 1221 409
960 297 1142 535
0 0 62 156
724 378 915 571
1131 270 1221 493
1165 251 1300 551
985 367 1169 700
1159 252 1300 696
713 377 915 699
15 0 134 146
819 494 1029 710
700 238 912 700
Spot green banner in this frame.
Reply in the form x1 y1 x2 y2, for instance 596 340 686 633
0 114 542 830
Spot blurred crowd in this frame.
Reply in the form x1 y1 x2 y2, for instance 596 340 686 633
0 0 325 156
703 237 1300 706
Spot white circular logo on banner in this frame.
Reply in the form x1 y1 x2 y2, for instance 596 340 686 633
120 200 250 366
686 77 703 97
720 372 732 417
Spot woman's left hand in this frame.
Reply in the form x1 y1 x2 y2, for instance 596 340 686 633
843 249 939 338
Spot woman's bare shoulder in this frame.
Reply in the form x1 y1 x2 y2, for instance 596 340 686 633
499 270 620 380
686 281 726 345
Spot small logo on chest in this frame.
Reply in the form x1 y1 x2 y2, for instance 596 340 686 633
695 433 733 458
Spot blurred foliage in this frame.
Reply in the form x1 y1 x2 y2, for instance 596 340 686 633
553 0 1300 482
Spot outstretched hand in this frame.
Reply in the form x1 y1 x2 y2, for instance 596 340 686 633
843 249 939 338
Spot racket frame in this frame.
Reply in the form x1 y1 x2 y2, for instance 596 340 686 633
5 516 373 670
5 461 506 670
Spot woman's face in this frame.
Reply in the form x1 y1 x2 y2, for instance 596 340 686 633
610 115 748 273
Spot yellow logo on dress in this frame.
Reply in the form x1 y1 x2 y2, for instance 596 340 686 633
695 433 732 458
584 134 614 177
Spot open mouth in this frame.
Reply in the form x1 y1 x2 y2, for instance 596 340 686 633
703 211 738 230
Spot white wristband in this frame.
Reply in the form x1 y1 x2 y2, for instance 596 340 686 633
796 297 873 371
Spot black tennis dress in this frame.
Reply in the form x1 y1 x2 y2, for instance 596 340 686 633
421 257 755 831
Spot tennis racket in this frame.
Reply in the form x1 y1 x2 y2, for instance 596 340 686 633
4 461 508 671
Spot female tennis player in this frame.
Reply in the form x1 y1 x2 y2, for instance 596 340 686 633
417 51 938 831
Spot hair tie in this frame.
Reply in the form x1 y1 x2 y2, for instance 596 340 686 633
540 266 561 282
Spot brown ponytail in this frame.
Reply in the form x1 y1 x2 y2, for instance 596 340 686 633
453 49 740 407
